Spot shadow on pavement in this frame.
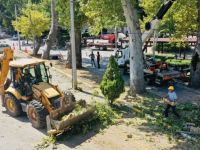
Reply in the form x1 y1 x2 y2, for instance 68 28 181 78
56 130 98 148
80 89 104 99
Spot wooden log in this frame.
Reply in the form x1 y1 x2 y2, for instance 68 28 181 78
51 106 95 131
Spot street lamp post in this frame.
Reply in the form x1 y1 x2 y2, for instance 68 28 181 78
15 5 21 51
70 0 77 89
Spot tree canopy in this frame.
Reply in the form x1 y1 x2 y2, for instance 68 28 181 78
12 3 50 39
141 0 198 37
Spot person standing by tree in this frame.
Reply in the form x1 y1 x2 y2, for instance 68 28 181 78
89 51 96 67
97 51 101 69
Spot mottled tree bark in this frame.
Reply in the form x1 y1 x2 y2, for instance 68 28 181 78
33 36 42 56
42 0 58 59
190 0 200 88
121 0 145 94
66 28 82 69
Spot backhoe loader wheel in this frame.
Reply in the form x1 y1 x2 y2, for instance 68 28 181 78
5 94 22 117
27 100 48 129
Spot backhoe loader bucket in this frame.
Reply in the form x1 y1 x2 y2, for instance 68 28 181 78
47 99 95 135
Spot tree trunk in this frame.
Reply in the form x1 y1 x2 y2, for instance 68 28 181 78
190 0 200 88
183 47 186 59
42 0 58 59
179 45 182 58
66 28 82 69
33 36 42 56
121 0 145 95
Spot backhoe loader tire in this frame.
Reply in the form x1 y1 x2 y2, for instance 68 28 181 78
27 100 48 129
5 93 22 117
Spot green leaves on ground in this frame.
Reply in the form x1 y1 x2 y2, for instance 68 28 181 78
100 56 124 104
35 136 56 150
63 102 121 135
92 102 121 127
132 94 200 138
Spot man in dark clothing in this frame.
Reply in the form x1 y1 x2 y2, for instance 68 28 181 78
97 52 101 69
23 68 34 96
89 51 96 67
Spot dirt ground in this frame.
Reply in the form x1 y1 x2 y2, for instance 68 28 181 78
0 49 199 150
54 121 181 150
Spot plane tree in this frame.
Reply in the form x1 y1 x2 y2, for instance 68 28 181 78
56 0 88 68
12 3 50 55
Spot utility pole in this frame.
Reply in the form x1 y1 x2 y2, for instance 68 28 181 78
70 0 77 89
15 5 21 51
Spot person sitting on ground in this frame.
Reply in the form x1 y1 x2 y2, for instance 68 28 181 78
163 86 180 118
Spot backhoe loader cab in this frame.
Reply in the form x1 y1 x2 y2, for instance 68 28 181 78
3 59 65 128
8 59 50 97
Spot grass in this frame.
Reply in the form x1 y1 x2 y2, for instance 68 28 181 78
129 93 200 147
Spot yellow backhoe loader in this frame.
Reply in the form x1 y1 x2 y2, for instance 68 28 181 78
0 47 94 135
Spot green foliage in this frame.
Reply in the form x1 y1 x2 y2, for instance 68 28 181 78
141 0 198 37
0 0 27 33
80 0 125 35
145 54 174 61
65 102 121 135
166 59 191 66
35 136 56 150
93 102 121 126
12 3 50 39
156 42 192 53
132 93 200 140
100 56 124 104
57 0 88 30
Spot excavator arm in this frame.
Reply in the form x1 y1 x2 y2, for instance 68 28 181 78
0 48 14 102
142 0 176 43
